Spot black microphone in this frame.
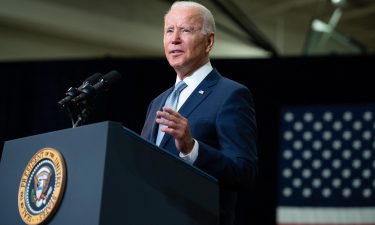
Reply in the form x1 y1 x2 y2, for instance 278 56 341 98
71 70 122 104
58 72 103 107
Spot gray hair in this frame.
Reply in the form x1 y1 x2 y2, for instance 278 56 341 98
167 1 216 35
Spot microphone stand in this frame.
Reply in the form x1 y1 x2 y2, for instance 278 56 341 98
59 98 94 128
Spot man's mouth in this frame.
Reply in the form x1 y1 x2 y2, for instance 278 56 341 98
170 50 183 54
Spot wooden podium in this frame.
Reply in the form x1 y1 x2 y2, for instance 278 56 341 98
0 121 219 225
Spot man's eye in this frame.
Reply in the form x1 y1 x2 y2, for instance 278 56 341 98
166 29 173 33
182 29 191 33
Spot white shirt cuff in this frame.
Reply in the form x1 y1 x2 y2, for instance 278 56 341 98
179 139 199 164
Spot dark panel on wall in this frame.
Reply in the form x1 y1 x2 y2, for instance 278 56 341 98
1 55 374 225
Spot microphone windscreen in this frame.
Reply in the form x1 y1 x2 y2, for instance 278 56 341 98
102 70 122 87
84 72 103 85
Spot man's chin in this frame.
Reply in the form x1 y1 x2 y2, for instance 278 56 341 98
169 61 185 70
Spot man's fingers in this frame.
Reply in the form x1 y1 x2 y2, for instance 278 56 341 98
155 107 187 137
162 107 181 117
156 117 176 127
156 107 182 121
156 111 174 122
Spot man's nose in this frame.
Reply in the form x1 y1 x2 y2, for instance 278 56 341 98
171 31 181 44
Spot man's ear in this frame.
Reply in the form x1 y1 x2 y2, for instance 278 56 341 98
206 32 215 53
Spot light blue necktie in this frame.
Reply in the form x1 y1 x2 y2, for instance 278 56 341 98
156 81 187 146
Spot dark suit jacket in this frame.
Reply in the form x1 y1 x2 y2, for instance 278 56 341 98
141 69 258 225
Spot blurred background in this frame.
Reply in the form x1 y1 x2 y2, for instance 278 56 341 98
1 0 374 225
1 0 374 59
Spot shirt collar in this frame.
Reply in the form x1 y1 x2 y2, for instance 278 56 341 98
175 61 213 88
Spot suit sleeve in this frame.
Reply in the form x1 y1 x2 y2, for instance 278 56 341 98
193 86 258 190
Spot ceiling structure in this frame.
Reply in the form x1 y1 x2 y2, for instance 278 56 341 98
0 0 374 61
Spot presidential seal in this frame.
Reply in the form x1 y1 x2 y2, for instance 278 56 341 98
18 148 66 225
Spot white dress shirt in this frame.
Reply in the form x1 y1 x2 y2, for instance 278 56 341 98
174 62 213 164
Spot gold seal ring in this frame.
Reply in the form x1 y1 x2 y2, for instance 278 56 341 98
18 147 66 225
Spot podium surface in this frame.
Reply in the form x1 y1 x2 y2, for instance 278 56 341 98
0 121 219 225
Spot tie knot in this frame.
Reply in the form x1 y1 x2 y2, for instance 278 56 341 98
163 80 187 111
174 81 187 93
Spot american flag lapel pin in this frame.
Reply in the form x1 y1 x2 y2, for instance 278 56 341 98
199 90 204 95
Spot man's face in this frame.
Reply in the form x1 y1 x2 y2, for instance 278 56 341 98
164 7 213 76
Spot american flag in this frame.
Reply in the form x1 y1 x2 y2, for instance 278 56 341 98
277 105 375 225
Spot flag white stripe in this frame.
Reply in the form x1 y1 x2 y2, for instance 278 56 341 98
277 206 375 224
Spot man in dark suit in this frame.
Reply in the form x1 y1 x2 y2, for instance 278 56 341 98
141 1 258 224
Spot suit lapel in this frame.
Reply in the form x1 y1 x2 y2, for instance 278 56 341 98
159 69 221 148
179 70 220 118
